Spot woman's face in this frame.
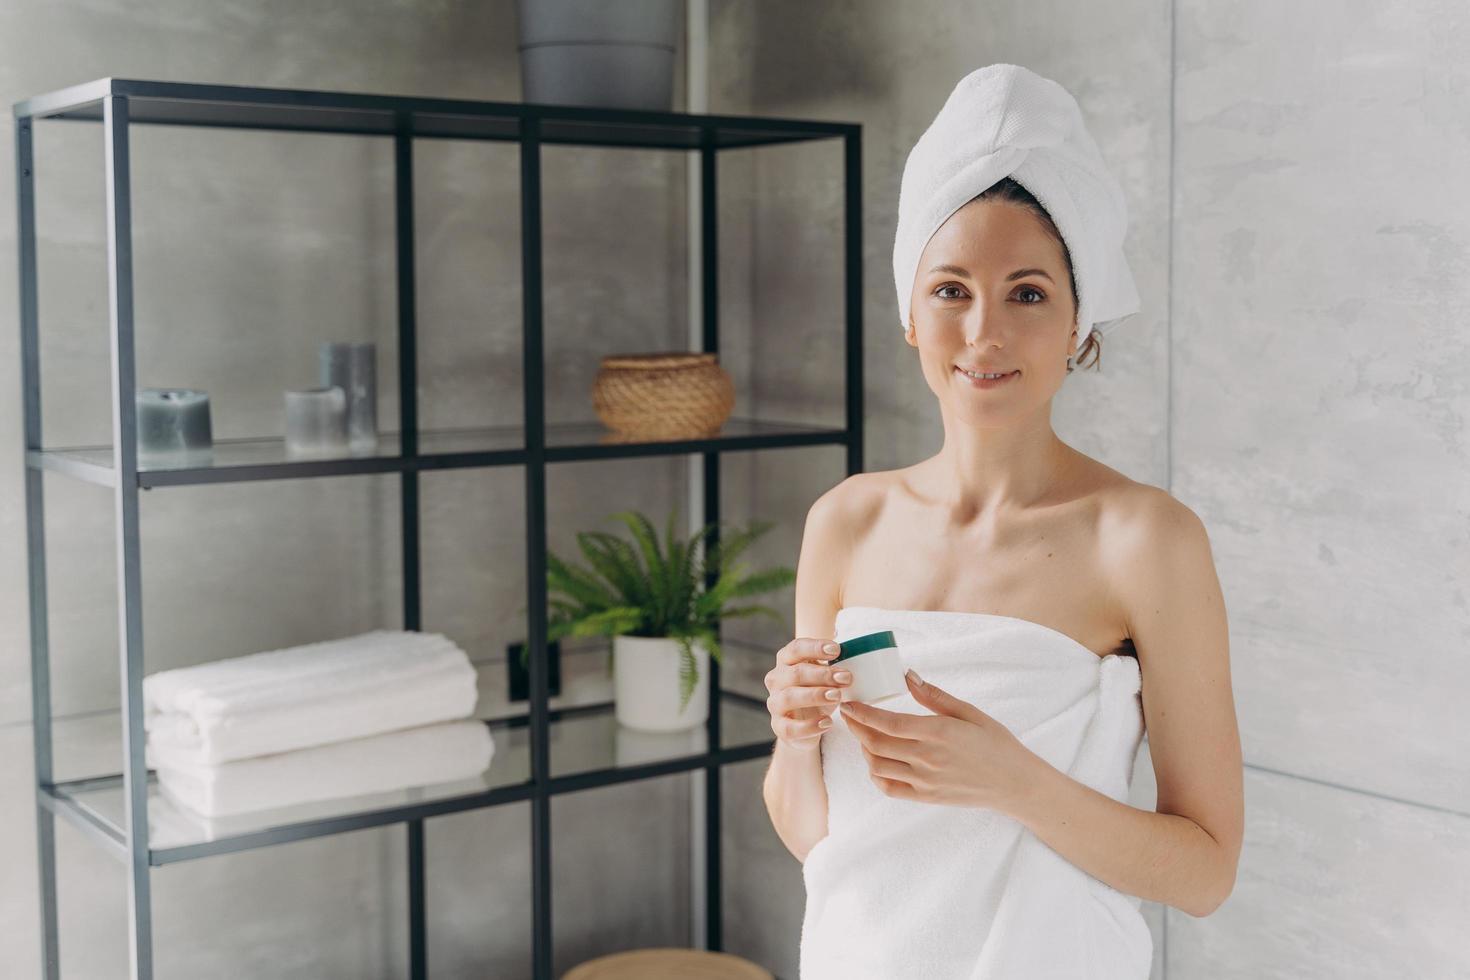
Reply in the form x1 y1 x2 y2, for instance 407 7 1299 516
906 197 1078 426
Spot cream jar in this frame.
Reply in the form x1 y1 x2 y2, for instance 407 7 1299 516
833 629 907 703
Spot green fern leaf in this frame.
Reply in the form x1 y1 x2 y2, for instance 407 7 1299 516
545 549 619 609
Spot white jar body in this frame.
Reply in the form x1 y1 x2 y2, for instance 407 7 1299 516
838 646 908 703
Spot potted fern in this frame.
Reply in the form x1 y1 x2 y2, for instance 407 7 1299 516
543 508 794 733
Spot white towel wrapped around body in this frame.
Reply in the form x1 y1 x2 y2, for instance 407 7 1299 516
143 629 479 767
154 718 495 820
799 606 1152 980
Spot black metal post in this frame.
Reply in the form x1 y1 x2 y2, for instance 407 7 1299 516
520 113 552 980
18 105 61 980
104 92 154 980
699 132 724 952
394 119 429 980
845 131 864 476
408 820 427 976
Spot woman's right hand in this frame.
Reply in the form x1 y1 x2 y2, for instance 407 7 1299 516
765 637 853 752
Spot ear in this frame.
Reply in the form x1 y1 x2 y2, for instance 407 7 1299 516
905 320 918 347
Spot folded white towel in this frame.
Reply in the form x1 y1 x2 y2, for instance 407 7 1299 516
799 606 1152 980
153 718 495 820
143 629 479 766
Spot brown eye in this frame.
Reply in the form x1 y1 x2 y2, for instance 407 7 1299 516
936 284 965 300
1016 286 1046 303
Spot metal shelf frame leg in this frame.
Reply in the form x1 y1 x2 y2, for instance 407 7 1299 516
394 119 429 980
520 114 553 980
698 135 724 954
104 93 156 980
18 97 62 980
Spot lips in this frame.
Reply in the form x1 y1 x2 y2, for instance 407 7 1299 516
954 366 1020 388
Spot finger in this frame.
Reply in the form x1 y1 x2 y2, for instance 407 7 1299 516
779 637 842 667
860 742 916 781
838 700 920 739
839 705 922 756
776 683 844 716
795 660 854 689
776 708 835 743
770 657 852 701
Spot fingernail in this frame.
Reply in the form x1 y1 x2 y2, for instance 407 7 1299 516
823 642 841 656
906 668 923 687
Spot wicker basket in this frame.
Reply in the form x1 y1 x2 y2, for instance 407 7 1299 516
591 351 734 440
562 947 773 979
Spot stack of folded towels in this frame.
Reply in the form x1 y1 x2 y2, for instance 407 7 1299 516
142 629 494 819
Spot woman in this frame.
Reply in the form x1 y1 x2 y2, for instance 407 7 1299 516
763 65 1243 979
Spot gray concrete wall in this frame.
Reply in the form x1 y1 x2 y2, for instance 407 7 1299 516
0 1 759 976
721 3 1175 975
1165 1 1470 975
3 1 1466 978
727 1 1470 979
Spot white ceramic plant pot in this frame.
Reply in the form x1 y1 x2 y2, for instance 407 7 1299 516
612 634 710 733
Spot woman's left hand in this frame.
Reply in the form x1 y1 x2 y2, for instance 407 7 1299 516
838 668 1042 815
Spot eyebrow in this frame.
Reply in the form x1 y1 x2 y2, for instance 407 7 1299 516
927 264 1054 283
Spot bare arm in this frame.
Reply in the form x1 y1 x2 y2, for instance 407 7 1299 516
762 482 854 863
763 696 831 865
1006 490 1244 917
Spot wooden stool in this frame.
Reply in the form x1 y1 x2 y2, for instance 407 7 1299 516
561 947 774 980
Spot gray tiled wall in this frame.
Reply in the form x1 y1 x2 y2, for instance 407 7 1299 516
1168 0 1470 975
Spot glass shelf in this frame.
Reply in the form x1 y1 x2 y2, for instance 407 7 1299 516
48 689 773 863
15 78 857 150
27 417 847 488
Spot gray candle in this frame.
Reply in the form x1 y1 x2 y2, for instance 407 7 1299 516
320 341 378 453
136 388 213 468
284 386 348 457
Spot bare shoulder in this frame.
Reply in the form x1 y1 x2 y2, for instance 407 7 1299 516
1095 479 1217 618
1097 477 1210 550
800 470 895 616
1063 455 1222 647
807 469 892 538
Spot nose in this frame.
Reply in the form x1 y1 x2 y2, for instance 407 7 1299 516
963 298 1006 350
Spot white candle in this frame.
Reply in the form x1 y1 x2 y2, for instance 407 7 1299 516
320 341 378 453
135 388 214 468
284 386 348 458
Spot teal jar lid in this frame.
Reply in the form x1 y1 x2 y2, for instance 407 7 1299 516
833 629 897 663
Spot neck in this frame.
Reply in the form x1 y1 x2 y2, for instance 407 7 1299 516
924 415 1074 523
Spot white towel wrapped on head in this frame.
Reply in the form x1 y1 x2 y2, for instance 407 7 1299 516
143 629 479 767
154 718 495 820
892 63 1141 349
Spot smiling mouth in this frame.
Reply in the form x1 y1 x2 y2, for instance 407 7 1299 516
954 366 1020 387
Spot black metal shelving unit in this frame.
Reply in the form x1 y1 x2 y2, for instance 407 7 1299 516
15 77 863 980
